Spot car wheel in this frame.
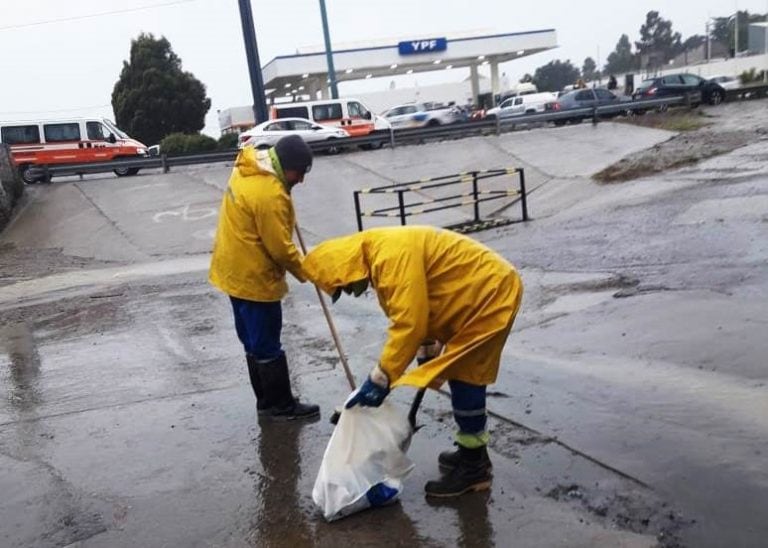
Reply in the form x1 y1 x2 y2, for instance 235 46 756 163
553 120 567 127
655 103 669 113
426 119 441 127
709 90 724 106
19 164 40 184
325 137 340 155
114 167 140 177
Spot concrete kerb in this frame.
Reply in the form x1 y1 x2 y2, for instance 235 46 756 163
0 144 25 232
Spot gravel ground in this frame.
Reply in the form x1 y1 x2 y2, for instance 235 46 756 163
594 99 768 182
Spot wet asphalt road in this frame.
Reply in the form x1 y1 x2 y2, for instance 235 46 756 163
1 104 767 547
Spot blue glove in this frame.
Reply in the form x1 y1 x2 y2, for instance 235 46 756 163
345 367 390 409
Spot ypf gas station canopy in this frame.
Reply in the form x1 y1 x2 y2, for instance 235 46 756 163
261 29 558 101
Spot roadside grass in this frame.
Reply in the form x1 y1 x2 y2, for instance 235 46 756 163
617 109 712 132
593 154 699 183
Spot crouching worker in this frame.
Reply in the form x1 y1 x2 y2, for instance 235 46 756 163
209 135 319 421
302 226 523 497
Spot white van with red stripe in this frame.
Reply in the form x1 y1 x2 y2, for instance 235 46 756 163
270 98 390 138
0 118 147 183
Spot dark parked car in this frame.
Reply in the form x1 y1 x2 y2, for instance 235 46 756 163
546 88 630 125
632 74 726 106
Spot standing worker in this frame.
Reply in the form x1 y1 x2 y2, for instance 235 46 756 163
302 226 523 497
209 135 319 421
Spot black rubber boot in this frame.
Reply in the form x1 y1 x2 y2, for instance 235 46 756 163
425 445 492 497
259 354 319 421
438 444 492 472
245 354 272 416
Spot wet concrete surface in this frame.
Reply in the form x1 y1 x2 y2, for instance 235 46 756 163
2 103 767 546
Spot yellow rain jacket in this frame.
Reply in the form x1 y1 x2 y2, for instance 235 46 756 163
209 147 306 301
303 226 523 388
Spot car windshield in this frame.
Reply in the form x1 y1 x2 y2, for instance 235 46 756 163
103 119 129 139
637 79 656 89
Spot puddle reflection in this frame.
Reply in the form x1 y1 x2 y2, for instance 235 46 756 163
426 490 494 548
249 420 315 547
1 322 42 414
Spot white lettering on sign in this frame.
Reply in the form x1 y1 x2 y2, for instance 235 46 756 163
411 40 438 51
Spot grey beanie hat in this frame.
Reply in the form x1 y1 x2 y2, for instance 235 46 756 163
274 134 313 174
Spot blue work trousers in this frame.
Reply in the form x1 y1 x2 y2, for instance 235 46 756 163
229 297 283 360
449 379 487 434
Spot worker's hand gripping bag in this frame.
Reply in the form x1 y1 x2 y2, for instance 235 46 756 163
312 401 415 521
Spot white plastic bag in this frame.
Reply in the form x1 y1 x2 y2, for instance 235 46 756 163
312 401 415 521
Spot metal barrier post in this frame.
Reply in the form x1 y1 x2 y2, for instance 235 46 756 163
592 106 598 126
389 128 396 149
42 165 51 184
495 116 501 136
472 172 480 222
685 92 692 109
519 168 529 221
397 190 407 226
161 154 169 174
353 191 364 232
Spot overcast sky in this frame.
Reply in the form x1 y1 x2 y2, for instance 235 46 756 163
1 0 765 137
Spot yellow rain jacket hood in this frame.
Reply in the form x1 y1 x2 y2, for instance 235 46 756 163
303 226 523 388
209 147 306 302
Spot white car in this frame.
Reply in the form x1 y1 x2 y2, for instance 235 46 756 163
238 118 349 152
382 103 459 129
708 75 740 91
485 92 558 118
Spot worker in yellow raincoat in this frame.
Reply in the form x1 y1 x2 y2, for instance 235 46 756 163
303 225 523 497
209 135 319 421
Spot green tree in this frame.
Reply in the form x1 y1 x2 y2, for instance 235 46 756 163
582 57 598 81
532 60 580 92
635 11 682 67
217 133 240 150
112 33 211 145
604 34 637 75
160 133 218 155
682 34 706 52
519 73 534 84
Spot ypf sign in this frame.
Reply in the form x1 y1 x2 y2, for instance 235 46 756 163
398 37 448 55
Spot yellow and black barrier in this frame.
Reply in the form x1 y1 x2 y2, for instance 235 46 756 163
353 168 528 232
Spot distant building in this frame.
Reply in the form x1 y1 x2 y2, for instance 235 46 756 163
668 41 729 67
217 107 258 135
748 22 768 55
218 29 558 134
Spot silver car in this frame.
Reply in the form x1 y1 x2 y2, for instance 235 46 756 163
238 117 349 152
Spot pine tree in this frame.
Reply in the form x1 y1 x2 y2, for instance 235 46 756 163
604 34 637 74
112 33 211 145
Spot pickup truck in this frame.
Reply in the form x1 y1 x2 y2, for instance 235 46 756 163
485 92 558 119
381 102 460 129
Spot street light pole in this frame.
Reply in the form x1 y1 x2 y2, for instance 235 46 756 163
319 0 339 99
706 20 711 62
238 0 269 125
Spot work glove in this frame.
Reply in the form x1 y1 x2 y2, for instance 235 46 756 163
345 365 390 409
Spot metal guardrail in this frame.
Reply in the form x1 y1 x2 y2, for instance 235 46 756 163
26 92 750 182
352 168 528 233
725 83 768 101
